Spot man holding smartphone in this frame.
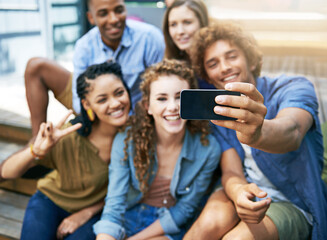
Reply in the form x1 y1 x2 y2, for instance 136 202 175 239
184 22 327 240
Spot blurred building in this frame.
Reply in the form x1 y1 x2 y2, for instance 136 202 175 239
0 0 165 78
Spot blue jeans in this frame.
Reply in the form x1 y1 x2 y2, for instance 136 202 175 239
21 190 101 240
124 203 186 240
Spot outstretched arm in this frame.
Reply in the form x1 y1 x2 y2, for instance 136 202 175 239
212 82 313 153
0 110 81 179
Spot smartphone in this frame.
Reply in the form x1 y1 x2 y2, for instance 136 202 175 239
180 89 241 120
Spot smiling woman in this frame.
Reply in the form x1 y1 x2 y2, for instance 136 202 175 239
94 59 221 240
0 62 131 240
163 0 209 61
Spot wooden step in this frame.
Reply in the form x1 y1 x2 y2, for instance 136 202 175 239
0 109 31 144
0 189 30 240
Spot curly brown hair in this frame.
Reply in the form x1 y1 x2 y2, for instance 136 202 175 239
189 21 263 82
163 0 209 61
123 59 211 193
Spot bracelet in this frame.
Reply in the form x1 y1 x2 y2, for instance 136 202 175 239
29 144 44 160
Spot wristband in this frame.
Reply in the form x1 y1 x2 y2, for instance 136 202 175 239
29 144 44 160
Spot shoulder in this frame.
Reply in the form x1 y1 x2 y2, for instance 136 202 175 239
258 75 314 95
75 27 100 48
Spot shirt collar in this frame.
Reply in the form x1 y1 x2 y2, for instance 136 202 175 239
97 22 133 52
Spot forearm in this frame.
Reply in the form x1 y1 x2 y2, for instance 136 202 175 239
220 148 247 203
75 200 104 221
128 219 164 240
1 146 36 179
252 108 312 153
96 233 116 240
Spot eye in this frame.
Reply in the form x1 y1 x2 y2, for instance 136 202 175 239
115 89 125 97
169 22 177 28
183 20 192 25
97 10 108 17
157 97 167 101
97 97 107 104
207 61 218 69
227 52 238 60
115 6 125 14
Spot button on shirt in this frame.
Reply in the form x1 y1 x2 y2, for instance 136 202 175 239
72 19 165 113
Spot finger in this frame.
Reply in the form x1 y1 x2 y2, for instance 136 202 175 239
35 123 47 142
56 110 74 128
44 122 53 140
211 118 245 133
56 229 63 240
59 123 82 138
215 95 266 117
225 82 264 102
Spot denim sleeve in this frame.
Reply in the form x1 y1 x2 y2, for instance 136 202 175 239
277 76 319 127
143 27 165 67
71 37 92 113
160 136 221 233
93 132 130 239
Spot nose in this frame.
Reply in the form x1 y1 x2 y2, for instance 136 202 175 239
109 97 120 109
107 12 119 24
167 98 179 112
176 23 185 35
220 59 231 73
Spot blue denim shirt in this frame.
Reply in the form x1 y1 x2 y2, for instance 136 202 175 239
212 75 327 240
72 19 165 113
93 128 221 239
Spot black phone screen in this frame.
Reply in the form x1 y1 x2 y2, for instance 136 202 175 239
180 89 240 120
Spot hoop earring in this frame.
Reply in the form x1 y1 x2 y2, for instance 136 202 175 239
87 109 95 122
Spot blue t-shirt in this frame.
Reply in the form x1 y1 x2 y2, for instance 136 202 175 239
72 19 165 113
212 75 327 240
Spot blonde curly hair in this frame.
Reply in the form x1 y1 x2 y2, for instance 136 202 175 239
123 59 211 193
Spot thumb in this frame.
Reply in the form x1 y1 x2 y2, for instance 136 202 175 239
249 183 267 199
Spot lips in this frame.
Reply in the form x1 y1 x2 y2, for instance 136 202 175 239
176 36 190 45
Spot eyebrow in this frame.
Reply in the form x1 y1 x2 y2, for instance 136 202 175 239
205 49 238 65
95 94 107 99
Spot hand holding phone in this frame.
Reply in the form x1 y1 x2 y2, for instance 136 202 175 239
180 89 241 120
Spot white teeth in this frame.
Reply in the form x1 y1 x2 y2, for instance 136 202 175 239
109 109 123 117
224 75 237 82
165 115 180 121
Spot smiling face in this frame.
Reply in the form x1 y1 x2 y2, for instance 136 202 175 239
87 0 126 50
168 5 201 52
204 40 256 89
147 75 189 137
82 73 130 127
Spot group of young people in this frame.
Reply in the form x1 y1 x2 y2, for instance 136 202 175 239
0 0 326 239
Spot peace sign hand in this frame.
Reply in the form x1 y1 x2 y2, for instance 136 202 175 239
32 110 82 157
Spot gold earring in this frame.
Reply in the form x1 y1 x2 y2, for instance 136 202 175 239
87 109 95 122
